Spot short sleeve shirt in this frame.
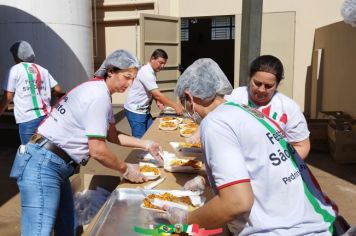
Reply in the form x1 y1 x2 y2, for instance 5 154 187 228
124 63 158 114
200 102 336 235
2 62 58 123
224 86 310 142
38 78 114 164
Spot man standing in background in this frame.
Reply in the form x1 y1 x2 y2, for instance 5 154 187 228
0 40 61 144
124 49 183 138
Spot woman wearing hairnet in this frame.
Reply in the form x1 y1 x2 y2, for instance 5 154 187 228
158 58 337 235
0 41 62 144
9 49 163 236
225 55 310 160
187 55 310 160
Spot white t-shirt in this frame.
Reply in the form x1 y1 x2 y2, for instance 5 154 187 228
224 86 310 142
38 78 115 164
200 102 336 236
124 63 158 114
2 62 58 123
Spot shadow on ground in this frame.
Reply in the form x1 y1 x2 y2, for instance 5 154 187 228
306 149 356 185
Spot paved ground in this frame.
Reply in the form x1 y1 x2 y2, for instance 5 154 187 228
0 114 355 235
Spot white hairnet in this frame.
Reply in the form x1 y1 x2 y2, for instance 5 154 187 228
341 0 356 27
10 41 35 62
175 58 233 102
94 49 140 77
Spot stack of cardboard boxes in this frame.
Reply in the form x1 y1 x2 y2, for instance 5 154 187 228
309 111 356 163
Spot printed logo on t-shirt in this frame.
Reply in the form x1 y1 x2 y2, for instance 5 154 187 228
248 101 288 125
241 104 264 118
28 65 36 74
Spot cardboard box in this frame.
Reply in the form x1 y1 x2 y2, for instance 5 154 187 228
327 119 356 163
307 119 329 152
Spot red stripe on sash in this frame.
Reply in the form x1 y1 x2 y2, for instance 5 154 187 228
31 64 48 115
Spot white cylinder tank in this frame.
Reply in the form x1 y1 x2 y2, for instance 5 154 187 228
0 0 93 92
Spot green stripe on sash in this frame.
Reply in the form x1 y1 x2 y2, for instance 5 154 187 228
225 102 335 233
22 63 41 118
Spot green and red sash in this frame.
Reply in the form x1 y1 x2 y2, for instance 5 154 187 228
23 63 48 117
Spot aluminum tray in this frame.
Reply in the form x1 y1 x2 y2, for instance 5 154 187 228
89 188 203 236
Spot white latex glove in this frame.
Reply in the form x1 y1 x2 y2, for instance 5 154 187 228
185 129 201 144
123 163 148 183
144 140 164 166
150 206 188 225
183 176 206 193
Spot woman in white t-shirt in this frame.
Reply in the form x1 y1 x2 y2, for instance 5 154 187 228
225 55 310 159
9 50 163 236
154 58 339 235
187 55 310 160
0 41 62 144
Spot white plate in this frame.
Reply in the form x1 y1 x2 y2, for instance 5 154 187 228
140 193 205 213
178 123 198 130
159 117 183 124
139 162 161 180
179 128 196 138
158 121 178 131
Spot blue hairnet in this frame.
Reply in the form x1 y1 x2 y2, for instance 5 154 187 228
94 49 140 77
10 41 35 62
175 58 233 102
341 0 356 27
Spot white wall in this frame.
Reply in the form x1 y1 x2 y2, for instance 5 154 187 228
0 0 94 92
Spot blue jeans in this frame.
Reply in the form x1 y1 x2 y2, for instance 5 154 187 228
10 143 76 236
125 109 153 138
18 116 45 144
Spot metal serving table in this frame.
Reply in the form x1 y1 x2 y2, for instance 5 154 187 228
84 119 222 235
89 188 204 236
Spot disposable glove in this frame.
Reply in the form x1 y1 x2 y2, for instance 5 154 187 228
183 176 206 193
144 140 164 166
150 206 188 225
185 130 200 144
123 163 147 183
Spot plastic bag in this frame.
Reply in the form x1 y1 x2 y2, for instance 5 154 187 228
74 187 111 226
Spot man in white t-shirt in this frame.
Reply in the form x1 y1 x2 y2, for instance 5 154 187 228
0 41 62 144
156 58 339 235
124 49 183 138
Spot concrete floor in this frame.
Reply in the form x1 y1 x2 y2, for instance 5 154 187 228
0 115 355 235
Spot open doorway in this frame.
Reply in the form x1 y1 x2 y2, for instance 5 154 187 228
180 16 235 85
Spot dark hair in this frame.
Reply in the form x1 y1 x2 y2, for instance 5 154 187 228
151 49 168 60
103 65 121 79
249 55 284 85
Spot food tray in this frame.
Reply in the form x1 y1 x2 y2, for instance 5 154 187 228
88 188 204 236
170 142 202 154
